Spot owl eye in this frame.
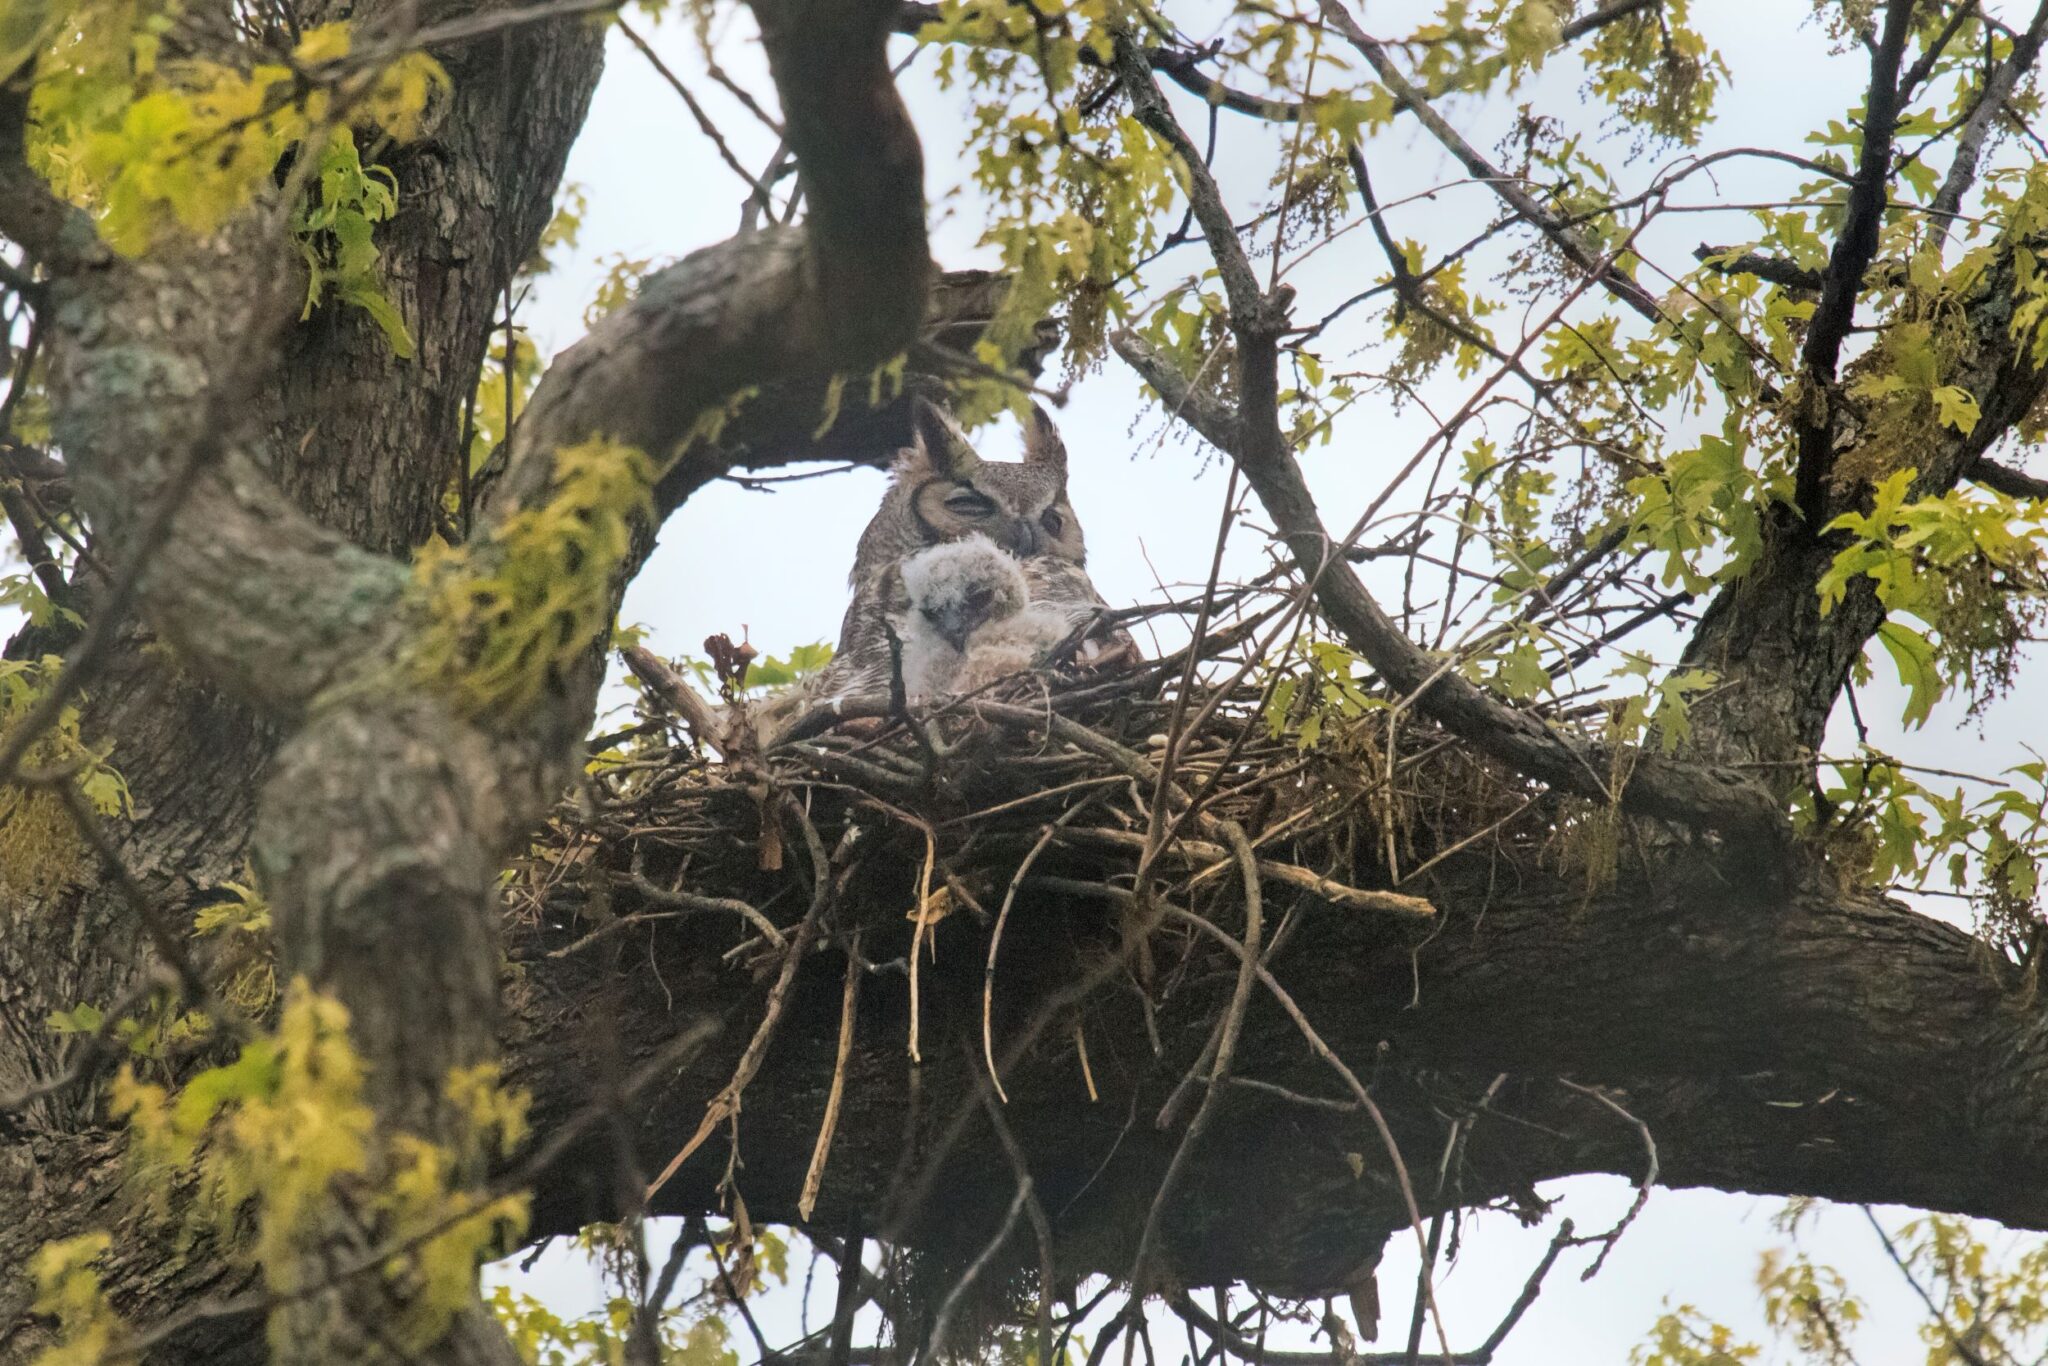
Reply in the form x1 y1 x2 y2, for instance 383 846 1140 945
967 587 994 610
1040 508 1065 538
943 488 996 518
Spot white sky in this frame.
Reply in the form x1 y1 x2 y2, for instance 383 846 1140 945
489 2 2048 1361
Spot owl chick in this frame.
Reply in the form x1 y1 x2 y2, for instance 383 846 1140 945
950 609 1080 693
887 535 1032 701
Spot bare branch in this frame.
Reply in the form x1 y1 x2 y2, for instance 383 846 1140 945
1112 328 1783 843
1560 0 1661 43
1899 1 1982 102
895 0 1666 126
1693 243 1826 291
617 17 777 217
1314 0 1667 326
1107 39 1781 841
1930 0 2048 244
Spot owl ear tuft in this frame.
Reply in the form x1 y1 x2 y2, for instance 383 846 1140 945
896 397 981 481
1022 403 1067 476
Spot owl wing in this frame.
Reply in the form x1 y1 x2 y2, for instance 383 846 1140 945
1021 556 1141 671
812 563 905 703
753 583 891 748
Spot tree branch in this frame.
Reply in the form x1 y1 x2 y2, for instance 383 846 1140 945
1794 0 1918 525
15 1 932 1357
1693 243 1826 291
499 767 2048 1294
1314 0 1668 326
1929 0 2048 244
1678 206 2048 768
1970 454 2048 500
1110 41 1783 847
486 0 929 533
1899 1 1981 103
894 0 1667 125
0 83 98 267
1560 0 1662 44
1114 330 1780 844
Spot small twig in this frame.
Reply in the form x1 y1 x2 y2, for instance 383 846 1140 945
925 1179 1034 1362
1150 896 1453 1364
799 941 864 1221
984 792 1111 1101
974 1062 1058 1366
1059 827 1435 920
986 822 1060 1104
624 644 732 758
1072 1020 1099 1102
907 819 939 1063
1558 1080 1657 1279
627 853 786 946
709 1221 777 1365
645 797 830 1201
0 972 169 1130
1126 820 1262 1294
1861 1207 1994 1366
618 17 778 216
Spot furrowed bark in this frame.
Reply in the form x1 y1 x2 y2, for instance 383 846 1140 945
1682 217 2048 769
1 5 604 1357
10 1 926 1358
495 821 2048 1297
269 12 611 555
1790 0 1918 525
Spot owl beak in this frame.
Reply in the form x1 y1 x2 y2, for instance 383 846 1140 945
924 602 976 653
1007 517 1042 557
937 614 974 653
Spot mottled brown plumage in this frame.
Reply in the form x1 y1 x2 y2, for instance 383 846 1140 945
807 399 1135 707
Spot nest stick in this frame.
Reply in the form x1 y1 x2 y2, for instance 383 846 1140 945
1062 827 1435 920
799 942 864 1222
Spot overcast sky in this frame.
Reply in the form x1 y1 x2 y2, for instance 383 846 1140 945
489 3 2048 1360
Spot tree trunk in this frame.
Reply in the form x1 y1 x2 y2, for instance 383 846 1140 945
0 14 605 1358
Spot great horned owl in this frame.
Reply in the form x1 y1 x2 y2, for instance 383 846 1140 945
812 399 1134 703
848 398 1085 579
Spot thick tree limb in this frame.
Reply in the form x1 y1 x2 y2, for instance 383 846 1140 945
487 0 929 534
1972 455 2048 500
17 4 2048 1361
1679 213 2048 768
9 0 930 1359
43 233 413 717
492 780 2048 1299
2 7 612 1355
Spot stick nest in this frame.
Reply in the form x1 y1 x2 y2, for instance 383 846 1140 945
516 629 1571 986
